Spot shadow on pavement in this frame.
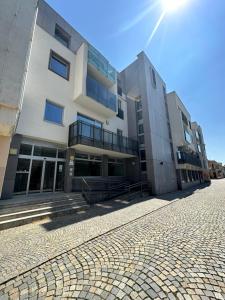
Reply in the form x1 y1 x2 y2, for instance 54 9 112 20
41 182 210 231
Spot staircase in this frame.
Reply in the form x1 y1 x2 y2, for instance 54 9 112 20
0 193 89 230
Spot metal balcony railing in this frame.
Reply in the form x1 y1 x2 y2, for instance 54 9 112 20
86 75 117 112
69 121 138 156
88 44 117 83
177 148 202 167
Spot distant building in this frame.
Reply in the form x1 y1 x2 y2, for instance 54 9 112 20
167 92 210 190
208 160 224 179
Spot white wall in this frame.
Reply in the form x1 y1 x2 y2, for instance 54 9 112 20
16 25 128 145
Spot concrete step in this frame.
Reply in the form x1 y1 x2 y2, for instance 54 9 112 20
0 204 89 231
0 193 85 214
0 200 89 222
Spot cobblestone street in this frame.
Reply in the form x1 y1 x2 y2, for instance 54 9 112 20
0 179 225 299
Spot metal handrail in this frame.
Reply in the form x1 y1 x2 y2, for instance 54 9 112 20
81 177 149 204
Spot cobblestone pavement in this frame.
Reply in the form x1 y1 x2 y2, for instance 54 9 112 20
0 193 173 284
1 180 225 299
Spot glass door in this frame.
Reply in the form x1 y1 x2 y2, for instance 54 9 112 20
43 161 56 192
29 160 44 192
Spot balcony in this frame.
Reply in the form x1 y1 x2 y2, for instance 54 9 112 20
88 45 117 84
86 75 117 112
69 121 138 157
177 147 202 167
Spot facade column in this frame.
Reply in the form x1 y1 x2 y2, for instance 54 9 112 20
64 148 75 193
0 136 11 199
102 155 108 177
1 134 22 199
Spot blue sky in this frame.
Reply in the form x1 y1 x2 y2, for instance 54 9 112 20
46 0 225 164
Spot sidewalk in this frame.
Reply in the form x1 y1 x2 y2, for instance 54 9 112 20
0 185 206 284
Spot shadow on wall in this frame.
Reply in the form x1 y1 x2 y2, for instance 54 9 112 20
41 182 211 232
157 182 211 201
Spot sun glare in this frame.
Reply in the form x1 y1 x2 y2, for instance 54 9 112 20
162 0 188 13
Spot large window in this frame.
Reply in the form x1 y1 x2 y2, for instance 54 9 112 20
74 153 102 176
77 113 102 128
108 159 125 176
184 130 192 144
55 24 70 48
44 100 64 125
49 50 70 80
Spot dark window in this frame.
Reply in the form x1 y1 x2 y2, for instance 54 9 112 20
44 100 64 125
117 129 123 136
136 100 142 110
108 162 125 176
33 146 57 158
58 149 66 158
49 51 70 80
139 135 145 144
55 24 70 48
74 160 102 176
181 111 188 127
17 158 30 172
14 173 29 193
19 144 32 155
140 149 146 161
138 124 144 134
151 68 157 88
141 162 147 172
117 86 122 96
181 169 188 182
137 111 143 121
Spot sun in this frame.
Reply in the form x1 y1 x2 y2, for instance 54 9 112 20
162 0 188 13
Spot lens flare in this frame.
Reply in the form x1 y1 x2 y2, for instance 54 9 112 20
162 0 188 12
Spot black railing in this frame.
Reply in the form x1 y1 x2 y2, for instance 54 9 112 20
117 108 124 120
69 120 138 156
86 75 117 112
177 148 202 167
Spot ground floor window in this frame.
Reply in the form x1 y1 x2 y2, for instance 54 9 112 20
108 159 125 176
74 160 102 176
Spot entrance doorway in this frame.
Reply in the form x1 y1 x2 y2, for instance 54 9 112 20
14 144 66 195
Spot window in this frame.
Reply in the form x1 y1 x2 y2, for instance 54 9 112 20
151 68 157 88
138 124 144 134
140 149 146 161
181 111 188 127
33 146 57 158
55 24 70 48
197 144 201 153
136 100 142 110
117 99 124 119
44 100 64 125
184 130 192 144
77 113 102 128
139 135 145 145
137 111 143 121
49 51 70 80
19 144 32 156
117 129 123 136
117 86 122 96
141 162 147 172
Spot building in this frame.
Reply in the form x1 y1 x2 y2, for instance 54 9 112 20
120 52 177 195
166 92 209 190
208 160 224 179
0 0 38 199
1 0 139 199
0 0 210 200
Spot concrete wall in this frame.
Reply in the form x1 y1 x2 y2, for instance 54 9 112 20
0 0 38 197
121 52 177 195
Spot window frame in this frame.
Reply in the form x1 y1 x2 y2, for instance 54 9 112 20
44 99 64 126
151 68 157 88
48 50 70 80
54 24 71 48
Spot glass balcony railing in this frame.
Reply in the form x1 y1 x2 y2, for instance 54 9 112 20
177 147 202 167
69 121 138 156
86 75 117 112
88 45 117 83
